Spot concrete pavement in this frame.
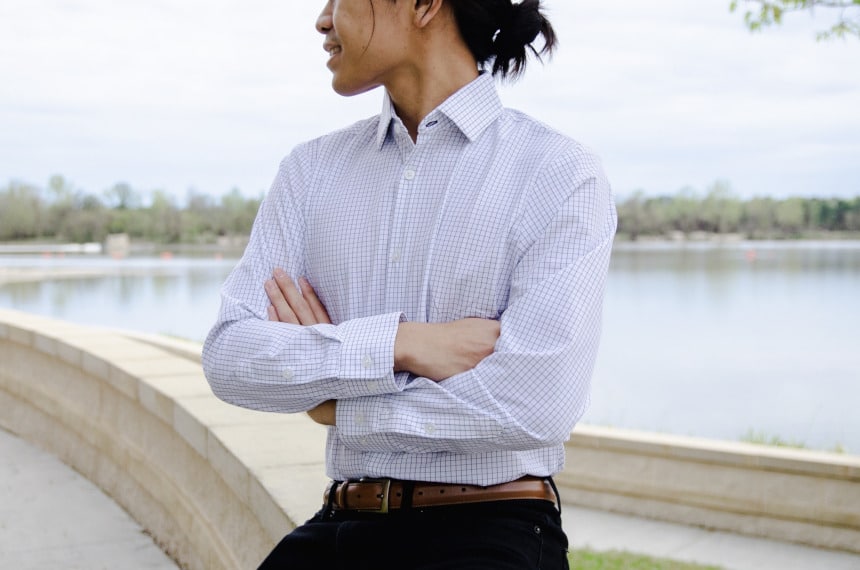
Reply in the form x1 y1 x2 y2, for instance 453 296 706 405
0 427 177 570
564 503 860 570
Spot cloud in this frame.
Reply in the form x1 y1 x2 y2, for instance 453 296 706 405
1 0 858 200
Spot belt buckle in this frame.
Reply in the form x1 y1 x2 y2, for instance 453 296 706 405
358 477 392 514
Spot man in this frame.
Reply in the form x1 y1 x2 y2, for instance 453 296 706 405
203 0 616 567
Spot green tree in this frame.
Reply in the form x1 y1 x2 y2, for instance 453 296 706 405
57 193 108 243
181 189 218 242
45 175 78 238
731 0 860 39
774 197 805 235
0 181 43 240
668 187 701 234
846 197 860 231
103 182 140 210
742 197 778 238
217 187 261 236
701 180 743 233
147 190 182 243
617 190 647 241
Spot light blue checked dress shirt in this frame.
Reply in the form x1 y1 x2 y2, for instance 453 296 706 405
203 73 617 486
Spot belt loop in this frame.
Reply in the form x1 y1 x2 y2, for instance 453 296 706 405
400 480 415 510
547 476 562 515
323 480 339 518
336 479 349 510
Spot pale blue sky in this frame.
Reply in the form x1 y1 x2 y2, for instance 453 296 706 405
1 0 858 202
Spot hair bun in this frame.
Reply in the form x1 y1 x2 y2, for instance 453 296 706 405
491 0 556 79
449 0 557 80
496 0 542 50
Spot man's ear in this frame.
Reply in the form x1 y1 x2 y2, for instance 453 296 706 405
413 0 444 29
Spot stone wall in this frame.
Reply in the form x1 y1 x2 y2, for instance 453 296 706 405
0 309 326 568
559 426 859 553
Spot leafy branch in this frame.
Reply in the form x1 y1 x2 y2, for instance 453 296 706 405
730 0 860 39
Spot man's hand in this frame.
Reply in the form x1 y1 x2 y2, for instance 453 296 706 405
265 268 335 425
394 319 500 382
265 268 331 325
305 399 336 426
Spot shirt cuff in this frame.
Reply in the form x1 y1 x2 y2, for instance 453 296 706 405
335 395 392 451
333 311 404 397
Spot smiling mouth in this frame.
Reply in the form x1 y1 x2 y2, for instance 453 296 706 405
328 46 342 57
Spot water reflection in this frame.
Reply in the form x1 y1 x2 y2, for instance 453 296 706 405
592 242 860 453
0 255 236 340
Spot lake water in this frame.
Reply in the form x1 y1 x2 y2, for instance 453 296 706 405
2 241 858 453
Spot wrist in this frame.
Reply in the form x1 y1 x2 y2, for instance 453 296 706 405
393 322 417 373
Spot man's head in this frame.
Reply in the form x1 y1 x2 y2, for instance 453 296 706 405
316 0 556 96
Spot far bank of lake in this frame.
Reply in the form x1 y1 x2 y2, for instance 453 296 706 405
1 241 858 453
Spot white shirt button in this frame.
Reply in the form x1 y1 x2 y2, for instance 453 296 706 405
404 168 416 180
355 413 366 426
281 369 294 381
390 249 402 263
360 437 368 445
362 355 374 369
424 423 436 434
368 381 379 391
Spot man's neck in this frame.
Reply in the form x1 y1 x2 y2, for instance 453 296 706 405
385 37 479 141
389 73 479 142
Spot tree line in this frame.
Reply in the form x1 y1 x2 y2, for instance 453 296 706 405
618 181 860 240
0 176 262 244
1 177 859 244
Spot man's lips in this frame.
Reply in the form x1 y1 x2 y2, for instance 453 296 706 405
323 41 342 58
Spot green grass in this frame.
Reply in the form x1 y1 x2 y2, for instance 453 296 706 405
740 429 846 454
568 549 721 570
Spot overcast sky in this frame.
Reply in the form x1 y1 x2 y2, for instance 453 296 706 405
1 0 858 202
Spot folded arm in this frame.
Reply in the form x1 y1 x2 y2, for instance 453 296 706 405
261 268 502 424
202 154 406 414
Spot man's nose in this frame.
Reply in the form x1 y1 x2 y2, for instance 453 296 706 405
316 1 333 35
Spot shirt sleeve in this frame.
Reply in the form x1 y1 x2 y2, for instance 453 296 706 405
335 148 617 453
202 148 405 414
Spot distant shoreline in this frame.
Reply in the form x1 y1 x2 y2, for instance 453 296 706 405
0 267 121 285
3 231 860 253
613 231 860 243
3 238 860 286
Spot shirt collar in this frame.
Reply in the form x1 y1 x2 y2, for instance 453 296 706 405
375 73 502 150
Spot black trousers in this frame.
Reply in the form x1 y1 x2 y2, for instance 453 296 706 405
258 499 569 570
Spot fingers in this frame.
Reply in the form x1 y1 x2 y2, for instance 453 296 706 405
265 269 331 326
274 268 318 325
300 277 332 324
265 278 299 324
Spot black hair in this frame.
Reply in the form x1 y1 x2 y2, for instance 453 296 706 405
378 0 557 79
448 0 557 79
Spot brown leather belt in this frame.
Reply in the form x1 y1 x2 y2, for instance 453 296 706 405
323 476 556 513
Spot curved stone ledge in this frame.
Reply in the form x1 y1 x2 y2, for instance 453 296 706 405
1 308 858 569
0 309 327 569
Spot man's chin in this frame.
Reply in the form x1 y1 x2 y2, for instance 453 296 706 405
332 79 382 98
